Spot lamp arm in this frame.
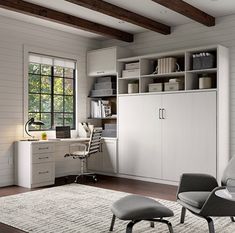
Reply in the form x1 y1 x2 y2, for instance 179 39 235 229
25 118 33 138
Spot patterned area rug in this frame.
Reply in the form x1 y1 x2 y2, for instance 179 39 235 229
0 184 234 233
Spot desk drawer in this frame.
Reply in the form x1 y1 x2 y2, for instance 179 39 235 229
32 143 55 154
32 153 54 164
32 162 55 184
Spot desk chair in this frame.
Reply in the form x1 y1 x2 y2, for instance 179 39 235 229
64 127 102 183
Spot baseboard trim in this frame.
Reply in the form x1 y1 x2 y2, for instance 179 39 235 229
93 171 178 186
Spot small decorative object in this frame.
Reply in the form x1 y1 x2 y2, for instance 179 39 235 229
128 83 139 94
199 74 212 89
153 57 180 74
192 52 215 70
41 132 47 140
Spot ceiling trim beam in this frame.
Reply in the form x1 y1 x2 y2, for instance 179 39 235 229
66 0 171 35
152 0 215 27
0 0 134 42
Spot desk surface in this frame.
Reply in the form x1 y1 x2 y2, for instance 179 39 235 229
18 138 90 144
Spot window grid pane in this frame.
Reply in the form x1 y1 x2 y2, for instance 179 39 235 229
28 55 76 131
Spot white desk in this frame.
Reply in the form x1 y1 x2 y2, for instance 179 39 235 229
15 138 89 188
15 137 117 188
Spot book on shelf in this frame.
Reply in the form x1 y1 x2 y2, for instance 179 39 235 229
90 100 112 118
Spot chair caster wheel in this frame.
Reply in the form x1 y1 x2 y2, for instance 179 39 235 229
93 176 97 183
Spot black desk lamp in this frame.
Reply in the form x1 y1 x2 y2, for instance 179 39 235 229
25 118 44 139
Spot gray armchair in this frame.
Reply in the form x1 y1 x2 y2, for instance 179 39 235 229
177 156 235 233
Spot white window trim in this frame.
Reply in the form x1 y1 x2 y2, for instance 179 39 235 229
23 45 79 138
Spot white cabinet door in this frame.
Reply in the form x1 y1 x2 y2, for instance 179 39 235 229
162 92 216 181
87 152 102 172
102 139 117 173
118 95 162 179
189 92 217 177
87 47 116 76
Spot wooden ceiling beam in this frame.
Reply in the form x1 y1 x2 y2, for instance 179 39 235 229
66 0 171 35
152 0 215 27
0 0 134 42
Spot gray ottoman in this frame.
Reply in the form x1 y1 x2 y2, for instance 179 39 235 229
110 195 174 233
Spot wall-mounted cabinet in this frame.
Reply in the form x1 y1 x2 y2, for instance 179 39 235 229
87 47 130 137
87 47 130 77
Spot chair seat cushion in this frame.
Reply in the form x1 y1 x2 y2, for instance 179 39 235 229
178 191 211 209
111 195 174 221
71 151 89 158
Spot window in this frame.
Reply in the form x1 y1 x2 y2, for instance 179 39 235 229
28 53 76 131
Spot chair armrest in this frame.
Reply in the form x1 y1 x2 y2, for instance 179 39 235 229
200 186 235 216
177 173 218 197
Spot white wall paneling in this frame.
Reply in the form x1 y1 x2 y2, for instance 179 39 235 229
0 14 100 187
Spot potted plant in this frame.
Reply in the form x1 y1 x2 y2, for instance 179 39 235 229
41 132 47 140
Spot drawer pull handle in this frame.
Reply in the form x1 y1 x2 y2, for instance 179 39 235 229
38 147 49 150
38 157 49 160
39 171 49 175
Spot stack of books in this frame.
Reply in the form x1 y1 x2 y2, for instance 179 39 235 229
90 100 111 118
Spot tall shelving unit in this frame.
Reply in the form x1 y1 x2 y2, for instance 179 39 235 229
86 46 130 174
117 45 229 183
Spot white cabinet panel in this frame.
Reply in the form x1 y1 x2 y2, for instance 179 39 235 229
190 92 217 176
162 92 216 181
54 143 80 177
87 47 117 76
87 139 117 173
102 139 117 173
87 152 102 172
32 162 55 185
118 95 162 178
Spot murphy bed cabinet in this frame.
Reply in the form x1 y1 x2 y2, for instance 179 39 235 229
119 92 217 182
118 45 229 183
87 45 229 184
86 47 130 175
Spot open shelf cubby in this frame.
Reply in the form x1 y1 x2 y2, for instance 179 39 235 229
117 45 220 95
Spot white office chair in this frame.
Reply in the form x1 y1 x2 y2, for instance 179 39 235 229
64 127 102 183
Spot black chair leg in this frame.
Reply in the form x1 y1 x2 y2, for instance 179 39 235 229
206 217 215 233
147 219 173 233
231 217 235 222
180 207 186 223
126 220 140 233
109 214 116 231
150 221 154 228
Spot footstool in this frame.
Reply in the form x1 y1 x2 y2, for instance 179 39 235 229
110 195 174 233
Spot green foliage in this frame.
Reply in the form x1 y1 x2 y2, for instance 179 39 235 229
28 63 75 130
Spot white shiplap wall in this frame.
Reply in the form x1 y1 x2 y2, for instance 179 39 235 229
0 15 100 187
102 14 235 157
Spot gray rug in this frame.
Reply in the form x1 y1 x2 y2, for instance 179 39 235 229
0 184 234 232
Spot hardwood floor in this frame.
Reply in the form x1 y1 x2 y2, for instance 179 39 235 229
0 175 178 233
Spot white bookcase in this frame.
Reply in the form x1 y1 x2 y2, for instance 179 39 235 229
117 45 229 183
87 45 229 184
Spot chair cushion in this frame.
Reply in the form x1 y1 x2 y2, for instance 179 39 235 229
71 151 88 158
111 195 174 220
178 191 211 209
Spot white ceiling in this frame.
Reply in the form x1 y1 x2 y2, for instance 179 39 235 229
0 0 235 40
